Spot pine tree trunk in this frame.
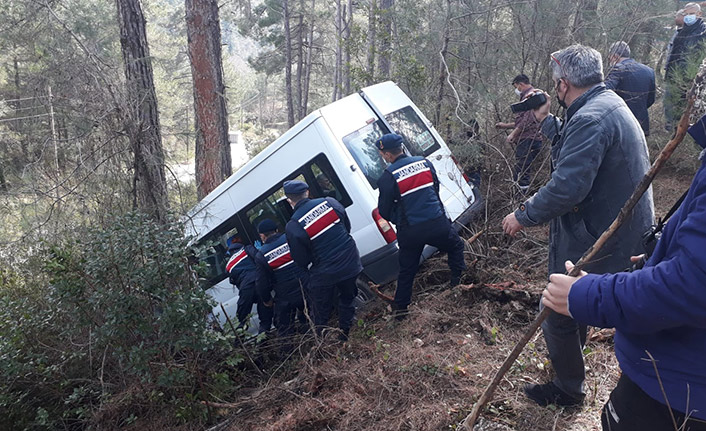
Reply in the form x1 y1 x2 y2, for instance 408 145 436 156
378 0 393 79
332 0 342 101
435 0 451 126
302 0 315 115
283 0 296 127
366 0 377 85
185 0 232 200
116 0 168 223
296 0 304 120
343 0 352 94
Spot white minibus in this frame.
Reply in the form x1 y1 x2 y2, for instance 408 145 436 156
186 81 482 328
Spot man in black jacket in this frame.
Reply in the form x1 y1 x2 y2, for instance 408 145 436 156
664 2 706 130
605 41 656 135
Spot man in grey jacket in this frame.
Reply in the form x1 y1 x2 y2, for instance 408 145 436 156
502 44 655 407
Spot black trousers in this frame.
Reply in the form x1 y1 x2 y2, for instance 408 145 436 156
309 274 359 334
394 216 466 308
602 373 706 431
274 291 306 338
236 287 274 332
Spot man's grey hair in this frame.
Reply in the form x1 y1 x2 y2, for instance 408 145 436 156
550 44 604 88
684 2 701 13
609 41 631 59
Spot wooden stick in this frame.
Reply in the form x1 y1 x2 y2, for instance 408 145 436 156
368 281 395 303
461 60 706 430
466 229 485 246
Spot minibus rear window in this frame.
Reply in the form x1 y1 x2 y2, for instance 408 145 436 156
386 106 441 157
342 120 387 189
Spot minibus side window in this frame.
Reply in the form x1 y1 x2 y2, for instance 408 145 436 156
385 106 441 157
342 121 386 189
309 155 352 206
244 182 298 247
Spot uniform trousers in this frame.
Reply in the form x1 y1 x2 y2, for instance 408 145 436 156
236 287 274 332
309 274 359 335
394 216 466 309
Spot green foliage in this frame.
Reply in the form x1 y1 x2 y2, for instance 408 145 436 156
0 212 243 430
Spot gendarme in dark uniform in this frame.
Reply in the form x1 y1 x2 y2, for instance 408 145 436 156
376 133 466 318
253 219 308 342
225 241 274 332
283 180 362 340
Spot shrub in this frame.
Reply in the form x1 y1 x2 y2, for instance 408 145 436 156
0 212 242 430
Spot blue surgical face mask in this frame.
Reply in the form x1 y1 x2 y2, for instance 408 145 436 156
684 14 698 26
514 88 522 96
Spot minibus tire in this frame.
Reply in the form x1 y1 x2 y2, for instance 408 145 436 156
354 275 376 308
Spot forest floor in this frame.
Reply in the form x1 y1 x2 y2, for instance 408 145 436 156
198 164 695 431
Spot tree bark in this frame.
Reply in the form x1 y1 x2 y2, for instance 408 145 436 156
332 0 342 101
296 1 304 120
343 0 352 94
435 0 451 126
366 0 377 85
283 0 296 127
378 0 393 79
302 0 315 115
185 0 232 200
116 0 168 223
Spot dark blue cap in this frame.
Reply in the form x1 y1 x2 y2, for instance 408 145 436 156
257 219 278 234
689 115 706 149
376 133 403 151
283 180 309 194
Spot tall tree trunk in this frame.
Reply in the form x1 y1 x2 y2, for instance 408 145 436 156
302 0 315 114
366 0 377 85
296 0 304 120
185 0 232 200
116 0 168 223
283 0 296 127
378 0 393 79
343 0 352 94
435 0 451 126
332 0 342 101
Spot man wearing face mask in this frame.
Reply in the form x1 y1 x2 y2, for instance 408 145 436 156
502 44 655 407
496 74 544 195
664 2 706 131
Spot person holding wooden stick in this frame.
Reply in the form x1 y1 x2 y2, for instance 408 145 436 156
542 115 706 430
502 44 655 407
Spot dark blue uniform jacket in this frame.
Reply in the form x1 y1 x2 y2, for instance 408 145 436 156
604 58 655 135
225 244 258 290
377 154 445 228
254 233 308 302
285 197 362 286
